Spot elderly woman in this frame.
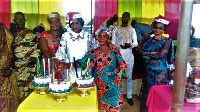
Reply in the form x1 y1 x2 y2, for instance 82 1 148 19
139 15 172 112
76 27 127 112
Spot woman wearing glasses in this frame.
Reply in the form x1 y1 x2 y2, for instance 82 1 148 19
139 15 172 112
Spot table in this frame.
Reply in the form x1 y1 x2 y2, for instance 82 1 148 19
17 86 98 112
146 85 200 112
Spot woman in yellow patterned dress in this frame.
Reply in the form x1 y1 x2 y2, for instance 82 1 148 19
0 26 19 112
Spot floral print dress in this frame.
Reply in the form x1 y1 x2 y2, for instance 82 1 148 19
77 48 127 112
40 31 60 55
139 34 172 110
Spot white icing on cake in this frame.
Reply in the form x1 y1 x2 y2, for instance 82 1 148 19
75 76 95 88
49 81 71 92
76 77 94 85
34 76 51 84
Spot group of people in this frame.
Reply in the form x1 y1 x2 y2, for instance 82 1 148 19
0 10 173 112
96 12 173 112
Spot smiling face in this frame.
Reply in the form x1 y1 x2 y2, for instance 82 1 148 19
70 18 82 33
152 23 165 35
97 32 109 46
48 17 61 31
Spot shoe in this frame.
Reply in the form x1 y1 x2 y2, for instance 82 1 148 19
127 98 134 106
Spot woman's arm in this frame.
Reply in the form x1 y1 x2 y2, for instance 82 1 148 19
39 38 53 58
147 39 171 59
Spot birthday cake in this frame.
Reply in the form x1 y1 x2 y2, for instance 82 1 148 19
75 76 95 89
48 80 72 94
33 76 51 88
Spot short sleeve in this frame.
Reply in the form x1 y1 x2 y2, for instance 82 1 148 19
39 31 48 39
76 49 95 69
114 48 127 70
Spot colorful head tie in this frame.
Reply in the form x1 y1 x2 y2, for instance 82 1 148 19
98 26 111 38
47 12 60 21
154 15 170 25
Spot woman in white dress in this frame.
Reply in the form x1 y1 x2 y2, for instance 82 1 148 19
52 13 98 81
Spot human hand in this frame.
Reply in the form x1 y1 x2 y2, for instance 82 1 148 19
60 62 71 69
151 52 158 55
124 43 131 48
51 57 59 70
135 46 141 53
28 57 36 68
120 45 127 49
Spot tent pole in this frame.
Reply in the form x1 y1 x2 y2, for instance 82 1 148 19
90 0 93 34
171 0 194 112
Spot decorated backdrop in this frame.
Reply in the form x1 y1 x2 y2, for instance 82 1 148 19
0 0 181 39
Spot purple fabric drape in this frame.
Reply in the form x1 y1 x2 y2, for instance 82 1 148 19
164 0 181 40
94 0 118 36
0 0 11 28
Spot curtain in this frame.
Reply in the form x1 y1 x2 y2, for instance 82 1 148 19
118 0 142 24
10 0 66 30
94 0 118 35
141 0 165 24
164 0 181 39
0 0 11 28
94 0 165 32
39 0 66 30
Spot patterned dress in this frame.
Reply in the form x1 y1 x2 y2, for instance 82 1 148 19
77 48 127 112
139 34 172 108
40 31 60 55
0 26 18 112
13 29 40 101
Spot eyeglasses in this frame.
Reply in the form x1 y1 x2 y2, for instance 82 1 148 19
153 26 164 30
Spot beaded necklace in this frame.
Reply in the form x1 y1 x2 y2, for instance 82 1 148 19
69 31 85 41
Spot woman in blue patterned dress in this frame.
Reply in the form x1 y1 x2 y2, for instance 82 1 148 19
77 28 127 112
139 15 172 112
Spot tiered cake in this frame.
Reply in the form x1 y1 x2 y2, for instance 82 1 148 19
48 80 72 94
33 57 52 94
48 62 73 96
75 76 95 88
33 76 51 88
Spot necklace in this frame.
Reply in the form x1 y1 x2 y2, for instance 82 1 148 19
69 32 85 41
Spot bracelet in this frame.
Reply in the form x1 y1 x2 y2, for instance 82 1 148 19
51 57 57 61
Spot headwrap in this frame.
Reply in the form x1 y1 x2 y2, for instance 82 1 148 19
154 15 170 25
47 12 60 21
97 26 111 38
